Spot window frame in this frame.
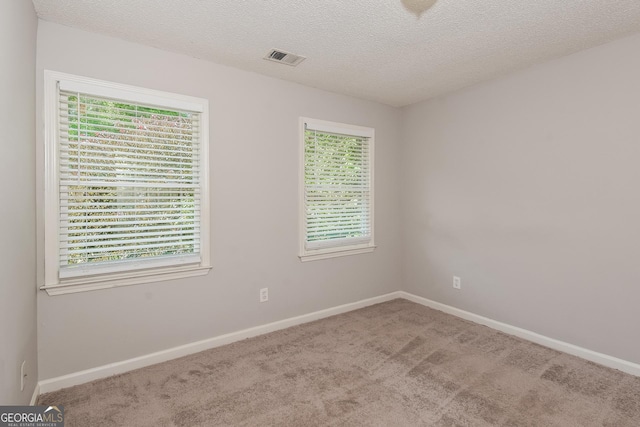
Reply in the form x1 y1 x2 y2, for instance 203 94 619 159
42 70 211 295
299 117 375 262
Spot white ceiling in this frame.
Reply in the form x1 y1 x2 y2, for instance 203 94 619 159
32 0 640 107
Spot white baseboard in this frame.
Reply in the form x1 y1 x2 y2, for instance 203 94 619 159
399 291 640 377
37 290 640 397
37 291 403 394
29 383 40 406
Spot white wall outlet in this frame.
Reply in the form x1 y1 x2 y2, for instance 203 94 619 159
259 287 268 303
453 276 461 290
20 360 26 391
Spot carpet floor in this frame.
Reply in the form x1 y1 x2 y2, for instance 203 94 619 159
38 299 640 426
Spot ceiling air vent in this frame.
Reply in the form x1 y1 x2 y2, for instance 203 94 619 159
264 49 306 67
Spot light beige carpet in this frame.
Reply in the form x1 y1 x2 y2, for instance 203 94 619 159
38 299 640 426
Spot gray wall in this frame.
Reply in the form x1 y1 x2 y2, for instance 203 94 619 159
35 21 403 380
0 1 38 404
401 33 640 364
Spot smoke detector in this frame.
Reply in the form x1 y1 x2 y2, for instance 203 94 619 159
264 49 306 67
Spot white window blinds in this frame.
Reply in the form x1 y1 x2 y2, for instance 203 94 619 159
57 89 202 278
303 120 374 252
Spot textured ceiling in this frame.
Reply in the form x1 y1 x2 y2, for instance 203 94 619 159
32 0 640 107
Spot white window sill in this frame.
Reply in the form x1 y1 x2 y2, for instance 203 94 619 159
40 264 212 296
299 245 376 262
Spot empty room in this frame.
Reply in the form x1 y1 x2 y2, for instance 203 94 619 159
2 0 640 425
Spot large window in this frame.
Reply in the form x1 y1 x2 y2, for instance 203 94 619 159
43 71 210 295
299 118 375 261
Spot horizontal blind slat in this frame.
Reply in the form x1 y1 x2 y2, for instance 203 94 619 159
60 151 196 168
60 139 199 157
62 218 198 228
62 235 198 250
62 229 200 243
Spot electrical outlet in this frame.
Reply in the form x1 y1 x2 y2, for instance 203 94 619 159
453 276 461 290
20 360 26 391
259 287 268 303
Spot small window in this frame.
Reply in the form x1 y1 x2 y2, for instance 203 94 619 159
299 118 375 261
42 71 211 295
